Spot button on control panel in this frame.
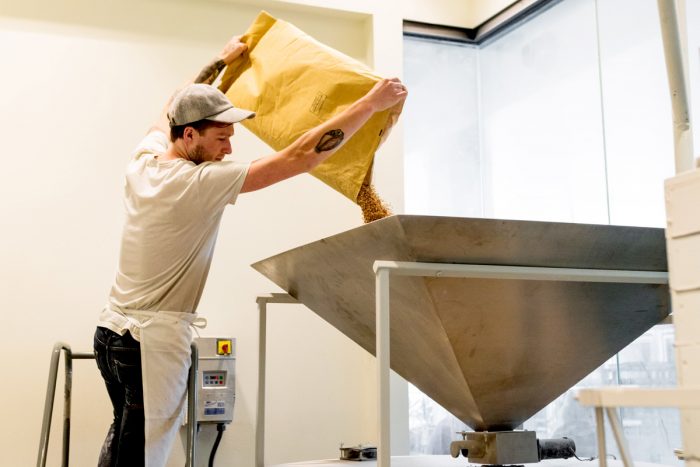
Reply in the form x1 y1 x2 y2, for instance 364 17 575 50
203 371 226 387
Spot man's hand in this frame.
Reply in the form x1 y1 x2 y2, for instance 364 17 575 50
195 36 247 85
218 35 248 65
362 78 408 112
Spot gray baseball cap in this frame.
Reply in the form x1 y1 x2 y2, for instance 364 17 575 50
167 83 255 127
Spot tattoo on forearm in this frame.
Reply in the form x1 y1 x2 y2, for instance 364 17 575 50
315 129 345 153
195 59 226 85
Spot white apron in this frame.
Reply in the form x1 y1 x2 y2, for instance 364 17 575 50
98 306 207 467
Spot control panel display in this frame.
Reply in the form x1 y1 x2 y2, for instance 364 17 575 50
203 371 227 387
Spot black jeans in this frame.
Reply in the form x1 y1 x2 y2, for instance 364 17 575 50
93 326 145 467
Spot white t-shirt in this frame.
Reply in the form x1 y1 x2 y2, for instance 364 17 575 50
106 130 249 315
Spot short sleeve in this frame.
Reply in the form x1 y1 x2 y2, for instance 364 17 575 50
196 161 251 213
132 130 169 161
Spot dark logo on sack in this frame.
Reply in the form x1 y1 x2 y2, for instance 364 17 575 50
310 92 327 116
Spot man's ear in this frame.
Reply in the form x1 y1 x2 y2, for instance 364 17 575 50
183 126 196 141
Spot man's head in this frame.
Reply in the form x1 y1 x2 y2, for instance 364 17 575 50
168 84 255 164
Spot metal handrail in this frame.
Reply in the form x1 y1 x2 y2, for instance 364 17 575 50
37 343 94 467
38 341 200 467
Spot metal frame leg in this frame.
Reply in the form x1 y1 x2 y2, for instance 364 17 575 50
375 266 391 467
37 343 73 467
256 298 268 467
253 266 397 467
255 293 297 467
61 348 73 467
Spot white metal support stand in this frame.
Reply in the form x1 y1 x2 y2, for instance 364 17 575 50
255 293 299 467
372 260 668 467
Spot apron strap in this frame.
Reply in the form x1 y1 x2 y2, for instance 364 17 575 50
190 316 207 338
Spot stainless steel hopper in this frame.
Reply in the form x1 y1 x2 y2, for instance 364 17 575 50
252 215 670 432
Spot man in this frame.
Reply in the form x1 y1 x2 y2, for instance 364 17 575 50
93 36 407 467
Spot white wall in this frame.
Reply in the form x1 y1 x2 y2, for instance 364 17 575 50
1 0 523 464
0 0 387 466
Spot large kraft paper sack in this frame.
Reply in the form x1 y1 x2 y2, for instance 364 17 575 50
219 11 403 203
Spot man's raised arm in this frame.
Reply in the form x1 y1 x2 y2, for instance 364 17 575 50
149 36 248 135
240 78 407 193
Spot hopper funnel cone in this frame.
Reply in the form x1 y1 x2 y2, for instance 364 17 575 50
252 216 670 431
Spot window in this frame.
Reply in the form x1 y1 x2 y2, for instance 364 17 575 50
403 37 483 217
403 0 696 463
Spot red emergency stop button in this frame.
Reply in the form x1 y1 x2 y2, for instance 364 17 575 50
217 339 232 355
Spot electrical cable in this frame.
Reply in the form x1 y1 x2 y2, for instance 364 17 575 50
569 446 616 462
209 423 227 467
571 452 596 462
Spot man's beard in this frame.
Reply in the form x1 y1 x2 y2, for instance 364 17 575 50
187 144 208 165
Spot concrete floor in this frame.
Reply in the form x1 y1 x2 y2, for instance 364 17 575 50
272 456 675 467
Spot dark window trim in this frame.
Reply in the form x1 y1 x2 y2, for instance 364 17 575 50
403 0 564 46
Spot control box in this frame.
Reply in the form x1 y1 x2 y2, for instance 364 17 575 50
194 337 236 424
